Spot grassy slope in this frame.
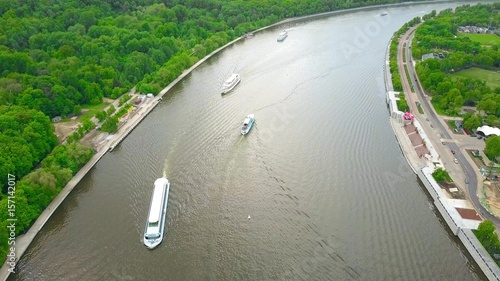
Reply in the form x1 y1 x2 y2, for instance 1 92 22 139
449 67 500 89
457 33 500 46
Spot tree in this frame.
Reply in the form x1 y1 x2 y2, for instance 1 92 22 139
24 169 57 191
485 135 500 162
432 168 452 182
95 110 107 122
462 113 482 132
475 220 500 254
477 97 497 115
106 105 116 115
100 116 118 133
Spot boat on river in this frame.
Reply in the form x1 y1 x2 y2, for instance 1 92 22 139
143 177 170 249
221 74 241 94
380 12 388 16
241 114 255 135
277 30 288 42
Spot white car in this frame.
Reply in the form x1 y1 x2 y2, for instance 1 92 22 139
454 159 458 164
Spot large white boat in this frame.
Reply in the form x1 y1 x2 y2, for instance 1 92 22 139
143 177 170 249
221 74 241 94
241 114 255 135
277 30 288 42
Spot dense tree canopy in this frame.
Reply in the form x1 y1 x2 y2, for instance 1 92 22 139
413 3 500 119
0 106 58 190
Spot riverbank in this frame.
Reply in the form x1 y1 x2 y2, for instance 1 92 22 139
386 24 500 280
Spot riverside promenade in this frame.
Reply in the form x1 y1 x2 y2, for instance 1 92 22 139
386 25 500 280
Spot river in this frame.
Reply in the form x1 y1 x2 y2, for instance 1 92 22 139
11 2 490 281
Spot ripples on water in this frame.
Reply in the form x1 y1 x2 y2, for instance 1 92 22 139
11 3 490 281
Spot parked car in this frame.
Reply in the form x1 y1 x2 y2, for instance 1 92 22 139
451 149 455 154
454 158 458 164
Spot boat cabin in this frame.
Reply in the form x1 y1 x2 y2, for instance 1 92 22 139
224 74 239 86
145 185 165 239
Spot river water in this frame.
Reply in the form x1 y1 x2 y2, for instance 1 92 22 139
12 3 491 281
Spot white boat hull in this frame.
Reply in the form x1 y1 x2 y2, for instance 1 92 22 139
241 114 255 135
143 178 170 249
221 74 241 94
277 30 288 42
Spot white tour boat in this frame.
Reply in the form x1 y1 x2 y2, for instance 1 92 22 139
143 177 170 249
277 30 288 42
241 114 255 135
221 74 241 94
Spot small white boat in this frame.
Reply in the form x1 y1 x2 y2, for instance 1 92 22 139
143 177 170 249
277 30 288 42
241 114 255 135
380 12 388 16
221 74 241 94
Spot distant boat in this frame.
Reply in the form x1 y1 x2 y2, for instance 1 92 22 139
143 177 170 249
241 114 255 135
221 74 241 94
380 12 388 16
277 30 288 42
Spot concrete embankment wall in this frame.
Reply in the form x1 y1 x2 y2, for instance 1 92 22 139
417 168 462 235
419 166 500 280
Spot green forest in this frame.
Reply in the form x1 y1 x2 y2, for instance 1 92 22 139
412 3 500 132
0 0 421 265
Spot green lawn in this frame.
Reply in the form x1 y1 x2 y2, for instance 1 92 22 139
448 119 456 129
449 67 500 89
79 102 111 123
458 33 500 46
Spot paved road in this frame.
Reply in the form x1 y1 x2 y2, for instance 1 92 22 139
397 25 499 223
